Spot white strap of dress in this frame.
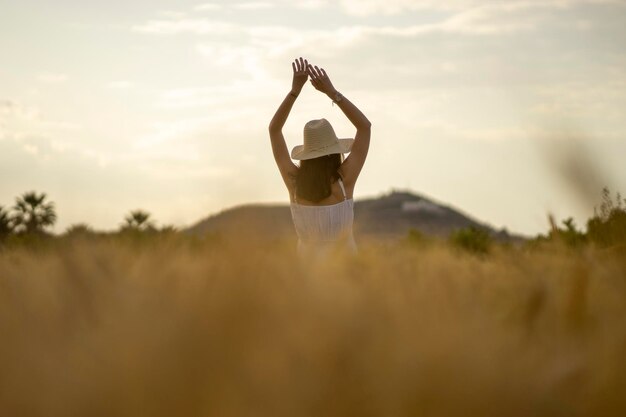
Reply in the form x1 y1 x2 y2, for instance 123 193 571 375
338 178 347 200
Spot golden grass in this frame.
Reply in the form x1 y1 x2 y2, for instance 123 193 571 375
1 237 626 417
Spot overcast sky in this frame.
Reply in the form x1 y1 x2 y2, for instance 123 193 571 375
1 0 625 235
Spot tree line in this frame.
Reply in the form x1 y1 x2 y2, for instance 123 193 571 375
0 191 165 242
408 187 626 254
2 188 625 250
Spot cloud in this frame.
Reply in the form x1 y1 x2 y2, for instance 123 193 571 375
194 3 222 11
294 0 330 9
50 139 72 153
157 10 188 19
434 3 544 34
0 100 16 115
107 80 134 89
0 99 40 120
337 0 624 16
132 4 549 41
134 118 209 149
195 43 270 80
132 18 235 35
233 2 275 10
531 80 626 122
155 81 277 122
1 99 82 131
338 0 433 15
36 72 69 83
41 121 82 131
137 163 234 181
0 99 95 165
22 143 39 155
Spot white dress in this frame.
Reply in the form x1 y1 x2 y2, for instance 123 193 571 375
290 178 357 257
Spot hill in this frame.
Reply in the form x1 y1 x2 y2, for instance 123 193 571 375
187 190 521 242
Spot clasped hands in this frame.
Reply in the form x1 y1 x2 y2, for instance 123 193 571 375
291 57 337 99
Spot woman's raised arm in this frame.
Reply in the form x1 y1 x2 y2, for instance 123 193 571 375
307 64 371 187
268 57 308 190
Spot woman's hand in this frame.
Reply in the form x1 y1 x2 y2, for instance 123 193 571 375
307 65 337 97
291 57 308 96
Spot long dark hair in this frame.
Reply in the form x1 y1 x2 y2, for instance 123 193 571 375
296 154 342 202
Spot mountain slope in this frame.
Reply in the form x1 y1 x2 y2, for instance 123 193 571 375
187 190 518 241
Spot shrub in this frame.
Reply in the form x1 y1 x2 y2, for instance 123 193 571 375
587 187 626 248
0 206 12 241
449 226 492 255
553 217 587 248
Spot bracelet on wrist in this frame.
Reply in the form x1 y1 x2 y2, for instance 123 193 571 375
331 91 343 105
289 91 299 98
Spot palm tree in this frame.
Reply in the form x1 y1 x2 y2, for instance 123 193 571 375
0 205 13 240
12 192 57 234
122 210 156 231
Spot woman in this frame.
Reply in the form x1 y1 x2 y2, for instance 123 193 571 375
268 57 371 256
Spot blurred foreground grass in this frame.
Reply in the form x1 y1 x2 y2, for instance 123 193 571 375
1 236 626 417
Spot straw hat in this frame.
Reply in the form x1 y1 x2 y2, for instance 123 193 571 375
291 119 354 160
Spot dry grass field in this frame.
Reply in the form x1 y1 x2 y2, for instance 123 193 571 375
1 236 626 417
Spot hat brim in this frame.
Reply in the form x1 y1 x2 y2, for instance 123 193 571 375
291 138 354 161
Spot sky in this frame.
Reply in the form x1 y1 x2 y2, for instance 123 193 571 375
1 0 625 236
